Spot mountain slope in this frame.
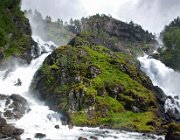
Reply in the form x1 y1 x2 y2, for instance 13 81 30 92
0 0 36 64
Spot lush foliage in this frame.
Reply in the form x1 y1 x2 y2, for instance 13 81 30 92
159 17 180 70
0 0 33 62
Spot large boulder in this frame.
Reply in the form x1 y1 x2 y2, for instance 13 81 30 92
0 116 24 139
0 94 29 119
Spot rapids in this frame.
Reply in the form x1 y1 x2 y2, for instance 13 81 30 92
138 55 180 119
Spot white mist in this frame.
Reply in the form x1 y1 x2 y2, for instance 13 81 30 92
138 55 180 119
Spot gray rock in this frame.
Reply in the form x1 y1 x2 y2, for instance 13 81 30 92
35 133 46 139
78 137 88 140
89 65 101 78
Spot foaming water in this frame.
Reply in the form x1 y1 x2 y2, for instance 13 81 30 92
0 37 163 140
138 55 180 117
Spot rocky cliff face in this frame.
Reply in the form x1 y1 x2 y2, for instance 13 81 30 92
76 14 157 56
31 34 166 133
0 0 37 65
81 14 155 43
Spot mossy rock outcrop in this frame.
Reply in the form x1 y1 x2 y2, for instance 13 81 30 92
0 0 37 64
165 123 180 140
31 35 164 133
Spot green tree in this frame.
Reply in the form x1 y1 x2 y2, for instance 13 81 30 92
70 18 74 25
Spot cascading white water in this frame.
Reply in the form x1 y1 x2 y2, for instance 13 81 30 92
138 55 180 119
0 36 164 140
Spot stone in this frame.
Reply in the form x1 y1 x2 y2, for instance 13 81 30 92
153 86 167 104
157 138 163 140
174 96 179 100
0 117 23 138
68 123 73 129
0 125 15 136
90 136 98 140
3 110 14 119
0 132 6 139
78 137 88 140
55 125 59 129
10 94 27 106
0 117 7 127
14 78 22 86
89 65 101 78
13 128 24 135
35 133 46 139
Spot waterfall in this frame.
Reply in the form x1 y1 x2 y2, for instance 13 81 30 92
138 55 180 120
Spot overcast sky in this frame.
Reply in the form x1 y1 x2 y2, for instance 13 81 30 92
21 0 180 33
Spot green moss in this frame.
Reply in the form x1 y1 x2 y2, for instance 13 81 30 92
96 96 124 112
85 86 97 96
111 111 158 132
70 112 88 126
84 45 156 104
0 0 32 61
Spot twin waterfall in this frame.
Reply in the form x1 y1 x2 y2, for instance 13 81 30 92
0 36 164 140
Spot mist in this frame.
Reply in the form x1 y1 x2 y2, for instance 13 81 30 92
21 0 180 33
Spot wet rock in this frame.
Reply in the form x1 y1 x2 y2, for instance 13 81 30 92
78 137 88 140
0 94 29 120
47 112 61 121
10 94 27 106
0 133 6 139
14 78 22 86
35 133 46 139
68 123 73 129
0 117 7 127
10 94 29 117
54 125 59 129
0 122 24 139
174 96 179 100
1 125 16 136
5 98 11 106
99 124 111 129
90 136 98 140
157 138 163 140
3 110 14 119
0 94 8 100
153 86 167 104
13 128 24 135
